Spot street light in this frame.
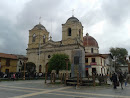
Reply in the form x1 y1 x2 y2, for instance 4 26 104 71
0 57 1 72
65 58 69 80
23 57 28 80
126 56 130 74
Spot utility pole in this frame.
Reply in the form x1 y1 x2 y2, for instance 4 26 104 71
38 31 41 73
126 56 130 74
65 58 69 80
23 57 28 80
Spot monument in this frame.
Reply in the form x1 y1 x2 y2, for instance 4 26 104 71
71 49 86 78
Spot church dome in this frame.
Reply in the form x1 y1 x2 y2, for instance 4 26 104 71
33 23 46 30
66 16 79 23
83 33 99 48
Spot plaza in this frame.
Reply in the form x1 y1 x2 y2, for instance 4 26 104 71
0 80 130 98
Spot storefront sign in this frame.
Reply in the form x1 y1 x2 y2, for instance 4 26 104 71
85 65 91 68
90 62 97 65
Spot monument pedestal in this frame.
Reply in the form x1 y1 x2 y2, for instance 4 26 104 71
71 49 85 78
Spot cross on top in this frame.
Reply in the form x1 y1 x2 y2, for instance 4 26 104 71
72 9 74 17
39 16 42 24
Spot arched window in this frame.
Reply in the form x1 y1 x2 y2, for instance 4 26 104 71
91 48 93 53
48 55 51 58
79 29 81 38
68 28 71 36
39 65 42 73
32 34 36 42
43 35 46 43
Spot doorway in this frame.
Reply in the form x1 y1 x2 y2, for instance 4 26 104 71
5 69 9 74
92 68 96 74
86 70 88 76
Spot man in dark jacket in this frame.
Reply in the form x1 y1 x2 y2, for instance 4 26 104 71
112 73 118 89
119 73 124 89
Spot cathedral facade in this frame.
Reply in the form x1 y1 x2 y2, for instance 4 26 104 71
27 16 110 76
27 16 85 73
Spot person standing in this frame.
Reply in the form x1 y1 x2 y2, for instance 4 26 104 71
112 73 118 89
118 73 124 89
13 73 15 81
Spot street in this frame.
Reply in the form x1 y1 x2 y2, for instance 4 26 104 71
0 80 130 98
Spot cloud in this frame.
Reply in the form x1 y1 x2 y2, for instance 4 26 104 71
0 0 130 55
101 0 130 26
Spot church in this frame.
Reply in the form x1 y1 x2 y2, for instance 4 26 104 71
27 15 110 76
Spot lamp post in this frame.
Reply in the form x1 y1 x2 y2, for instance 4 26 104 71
113 56 116 72
65 58 69 80
126 56 130 74
0 57 1 72
23 57 28 80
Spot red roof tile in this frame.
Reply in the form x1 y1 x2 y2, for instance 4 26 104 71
0 53 18 59
83 33 99 48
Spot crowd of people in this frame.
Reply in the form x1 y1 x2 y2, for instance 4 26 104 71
92 71 130 89
0 72 44 81
110 72 130 89
0 71 130 90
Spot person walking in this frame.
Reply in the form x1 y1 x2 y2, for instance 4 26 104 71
126 74 130 84
112 73 118 89
118 73 124 89
98 74 102 85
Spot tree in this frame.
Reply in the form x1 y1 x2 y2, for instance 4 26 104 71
110 47 128 69
26 62 36 75
22 62 36 77
48 54 71 74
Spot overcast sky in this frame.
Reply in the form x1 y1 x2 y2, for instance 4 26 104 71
0 0 130 55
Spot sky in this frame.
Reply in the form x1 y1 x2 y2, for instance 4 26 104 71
0 0 130 55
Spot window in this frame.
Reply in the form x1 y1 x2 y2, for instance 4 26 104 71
20 60 22 65
91 48 93 53
85 58 88 63
92 58 96 63
79 29 81 38
32 34 36 42
6 59 10 66
48 55 51 58
43 35 46 43
68 28 71 36
74 56 79 64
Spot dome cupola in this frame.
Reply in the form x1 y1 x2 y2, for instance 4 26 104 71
66 16 79 23
83 33 99 48
83 33 99 53
32 23 47 31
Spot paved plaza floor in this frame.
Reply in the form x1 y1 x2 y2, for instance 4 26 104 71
0 80 130 98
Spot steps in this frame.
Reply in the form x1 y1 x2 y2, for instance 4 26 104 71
66 78 94 86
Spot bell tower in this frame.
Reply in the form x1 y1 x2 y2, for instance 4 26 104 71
62 16 83 45
28 23 49 49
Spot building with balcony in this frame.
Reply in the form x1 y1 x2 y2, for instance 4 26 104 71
83 33 113 76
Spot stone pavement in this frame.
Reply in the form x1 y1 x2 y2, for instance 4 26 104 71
0 80 130 98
